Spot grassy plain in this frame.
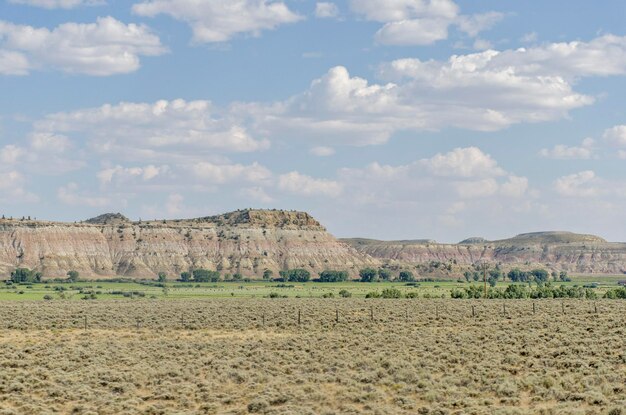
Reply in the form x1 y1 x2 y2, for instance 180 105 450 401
0 299 625 414
0 273 623 301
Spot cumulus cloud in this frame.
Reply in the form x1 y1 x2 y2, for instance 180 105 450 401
420 146 505 177
35 99 269 161
57 183 113 207
0 171 39 203
0 133 83 174
0 17 165 76
97 165 170 185
315 2 339 19
554 171 599 197
339 147 526 202
190 161 272 184
309 146 335 156
540 138 595 160
350 0 502 46
239 186 275 203
132 0 303 43
278 171 343 197
8 0 105 9
603 125 626 147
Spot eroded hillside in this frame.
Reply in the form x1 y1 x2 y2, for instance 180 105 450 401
0 210 378 279
343 232 626 274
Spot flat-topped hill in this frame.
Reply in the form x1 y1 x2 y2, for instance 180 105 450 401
0 209 376 279
343 231 626 274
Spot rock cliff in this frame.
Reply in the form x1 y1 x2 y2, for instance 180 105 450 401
343 232 626 275
0 210 378 279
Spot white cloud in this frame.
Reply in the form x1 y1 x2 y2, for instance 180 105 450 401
36 99 269 161
278 171 343 197
57 183 113 207
375 18 450 45
132 0 303 43
0 17 165 76
554 171 599 197
309 146 335 156
257 52 594 145
0 50 30 75
520 32 538 43
8 0 105 9
239 186 275 203
350 0 501 46
500 176 529 198
350 0 458 22
191 161 272 184
165 193 184 216
540 138 595 159
315 2 339 19
455 12 504 37
97 165 170 185
420 146 505 178
454 178 499 198
0 145 25 164
603 125 626 147
0 171 39 203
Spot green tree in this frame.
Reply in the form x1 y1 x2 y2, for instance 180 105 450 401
281 269 310 282
11 268 42 283
377 268 392 281
507 268 528 282
66 270 79 283
359 268 378 282
192 269 221 282
180 272 192 282
319 270 348 282
262 269 273 280
398 271 415 282
157 272 167 283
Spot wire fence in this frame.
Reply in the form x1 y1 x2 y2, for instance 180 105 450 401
0 298 624 332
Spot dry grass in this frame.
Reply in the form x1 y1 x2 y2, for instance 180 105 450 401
0 299 624 414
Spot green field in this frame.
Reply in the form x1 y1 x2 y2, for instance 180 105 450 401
0 273 623 301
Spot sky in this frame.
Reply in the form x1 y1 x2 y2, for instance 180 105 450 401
1 0 626 243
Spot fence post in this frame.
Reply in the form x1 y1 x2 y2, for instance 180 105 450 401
436 305 439 320
262 312 265 327
503 303 506 317
533 302 536 314
84 315 87 331
335 309 339 323
370 306 374 322
298 309 301 326
594 302 598 314
561 302 565 315
472 305 475 317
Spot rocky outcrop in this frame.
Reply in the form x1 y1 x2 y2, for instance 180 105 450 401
343 232 626 275
0 210 378 279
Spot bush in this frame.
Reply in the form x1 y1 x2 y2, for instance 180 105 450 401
365 291 381 298
405 292 419 298
43 294 53 301
381 288 402 298
321 292 334 298
338 289 352 298
67 270 79 282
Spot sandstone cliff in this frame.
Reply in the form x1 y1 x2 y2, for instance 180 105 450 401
343 232 626 275
0 210 378 279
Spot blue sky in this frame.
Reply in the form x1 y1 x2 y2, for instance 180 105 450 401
1 0 626 243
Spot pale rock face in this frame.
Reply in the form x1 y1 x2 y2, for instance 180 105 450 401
344 232 626 274
0 210 379 279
